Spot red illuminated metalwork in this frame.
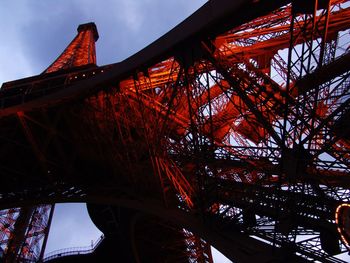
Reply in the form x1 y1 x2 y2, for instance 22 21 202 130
0 206 54 262
44 22 98 73
336 204 350 247
0 22 99 263
0 0 350 262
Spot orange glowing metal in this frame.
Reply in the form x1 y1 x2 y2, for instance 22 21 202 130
335 203 350 247
44 22 98 74
156 157 195 208
1 1 350 261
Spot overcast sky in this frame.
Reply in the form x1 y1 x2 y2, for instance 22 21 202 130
0 1 232 262
0 0 210 84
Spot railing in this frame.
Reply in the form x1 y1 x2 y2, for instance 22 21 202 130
0 65 109 111
43 234 104 262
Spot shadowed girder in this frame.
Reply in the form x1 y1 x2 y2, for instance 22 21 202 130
0 0 350 262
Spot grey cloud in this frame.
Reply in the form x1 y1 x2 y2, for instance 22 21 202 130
1 0 207 77
46 204 102 253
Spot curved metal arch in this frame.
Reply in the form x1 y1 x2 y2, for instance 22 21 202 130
0 194 305 263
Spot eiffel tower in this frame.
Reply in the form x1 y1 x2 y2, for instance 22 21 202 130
1 0 350 262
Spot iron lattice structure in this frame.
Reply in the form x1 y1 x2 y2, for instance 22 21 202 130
0 206 54 262
0 0 350 262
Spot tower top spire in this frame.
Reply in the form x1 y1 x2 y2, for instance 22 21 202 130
77 22 99 41
43 22 99 74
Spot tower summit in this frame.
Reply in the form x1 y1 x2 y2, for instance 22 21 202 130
44 22 99 74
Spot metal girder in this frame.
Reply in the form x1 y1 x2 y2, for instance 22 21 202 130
1 0 350 262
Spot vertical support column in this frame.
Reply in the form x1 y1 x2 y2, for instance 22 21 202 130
4 207 34 263
1 205 54 263
38 204 55 262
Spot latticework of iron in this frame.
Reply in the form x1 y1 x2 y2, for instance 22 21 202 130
0 0 350 262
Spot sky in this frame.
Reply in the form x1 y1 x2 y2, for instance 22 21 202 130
0 0 208 85
0 0 232 262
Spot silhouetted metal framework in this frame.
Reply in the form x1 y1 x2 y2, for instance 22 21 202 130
0 0 350 262
0 22 98 263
